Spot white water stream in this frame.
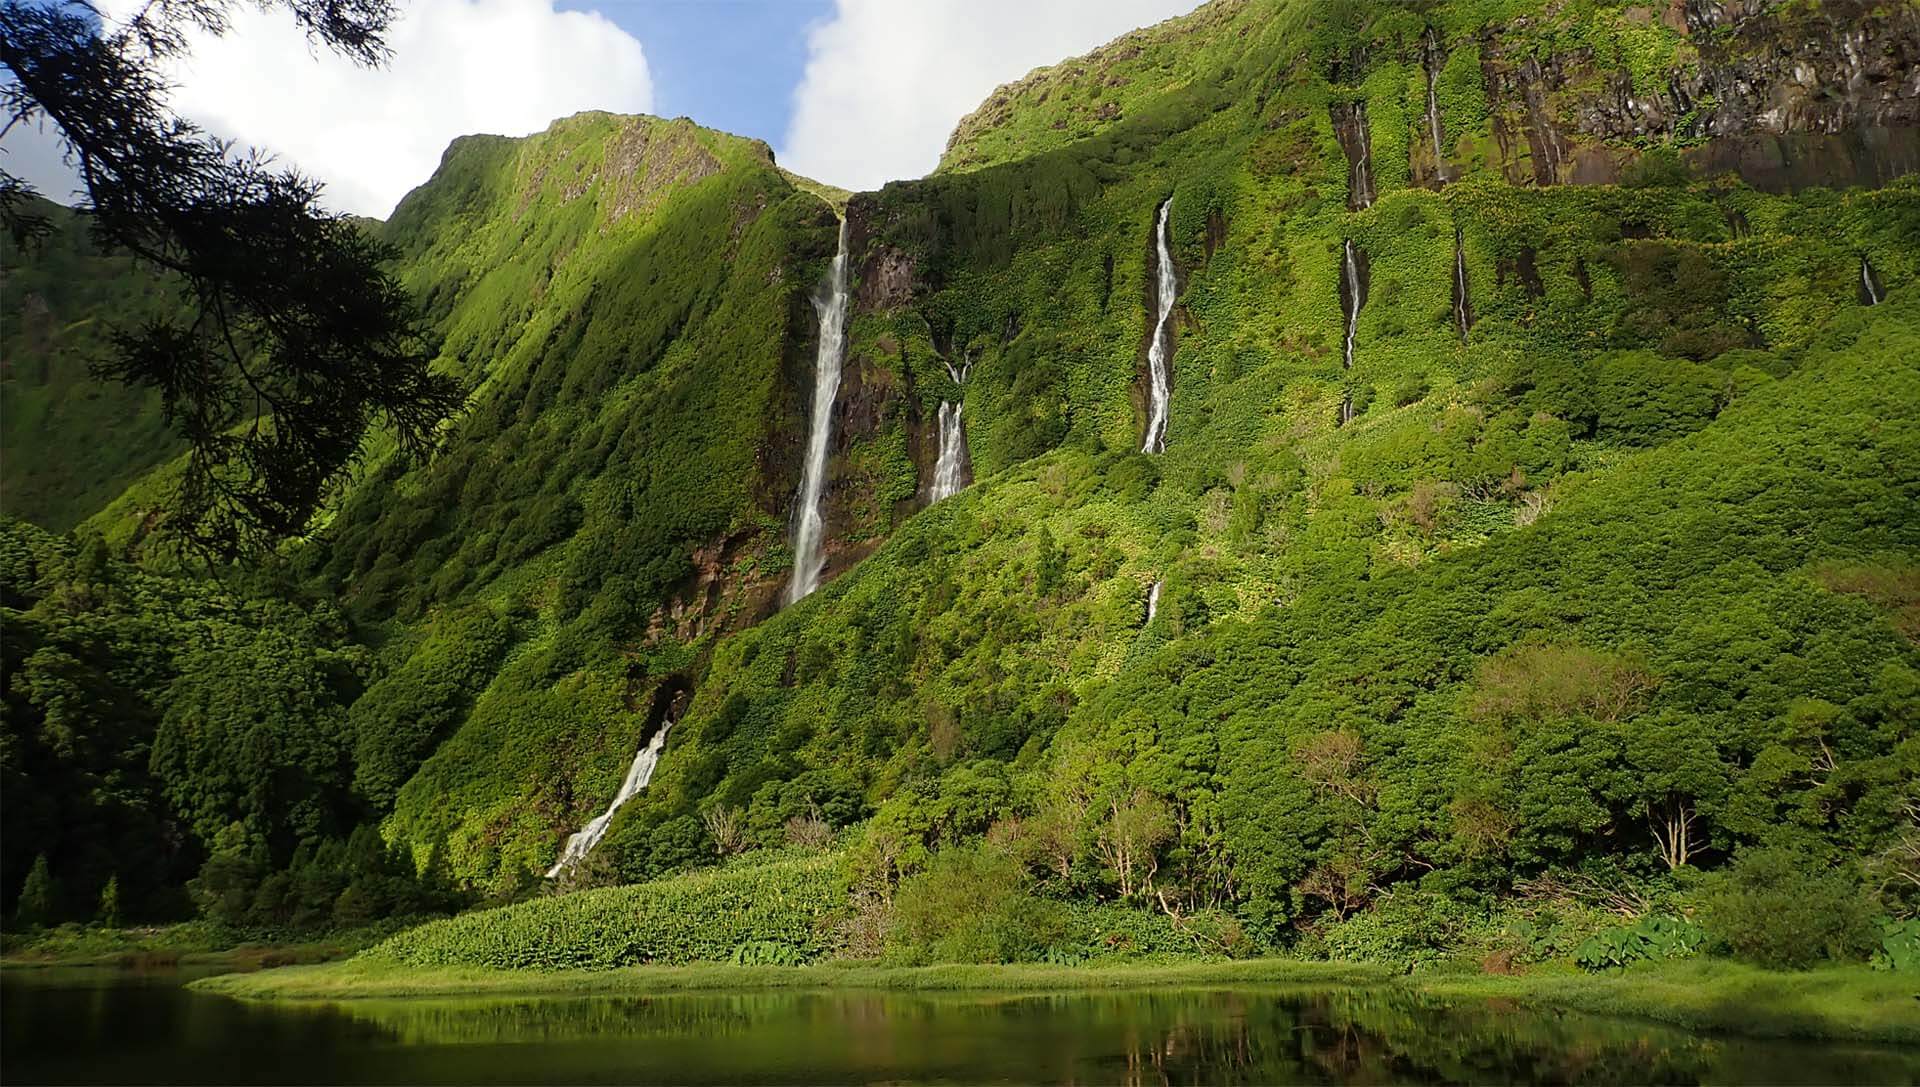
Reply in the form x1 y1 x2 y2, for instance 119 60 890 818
786 219 852 605
930 360 971 503
1141 199 1177 453
546 721 674 878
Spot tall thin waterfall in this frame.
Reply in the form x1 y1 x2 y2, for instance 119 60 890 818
1861 256 1885 306
547 721 674 878
1341 240 1365 371
930 360 971 503
1339 240 1368 428
1452 228 1473 343
1145 580 1163 623
1423 29 1447 184
786 219 852 605
1142 199 1177 454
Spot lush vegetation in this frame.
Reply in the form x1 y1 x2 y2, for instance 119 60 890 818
3 0 1916 998
363 851 844 969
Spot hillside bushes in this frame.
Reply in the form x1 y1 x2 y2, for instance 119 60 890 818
363 853 845 969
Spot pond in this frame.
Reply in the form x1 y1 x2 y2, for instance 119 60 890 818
4 966 1916 1085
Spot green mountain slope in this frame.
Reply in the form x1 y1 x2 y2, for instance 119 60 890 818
6 0 1917 956
0 202 181 530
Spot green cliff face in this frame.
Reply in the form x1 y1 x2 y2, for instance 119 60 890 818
4 0 1916 945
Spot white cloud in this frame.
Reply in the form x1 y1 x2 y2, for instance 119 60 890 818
779 0 1201 193
97 0 652 217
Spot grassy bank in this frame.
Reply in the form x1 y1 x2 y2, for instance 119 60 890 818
192 956 1919 1044
1 920 410 971
192 957 1386 999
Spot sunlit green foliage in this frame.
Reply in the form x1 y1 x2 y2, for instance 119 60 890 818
364 851 845 969
7 0 1920 972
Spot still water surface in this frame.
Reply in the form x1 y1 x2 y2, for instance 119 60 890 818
5 966 1917 1085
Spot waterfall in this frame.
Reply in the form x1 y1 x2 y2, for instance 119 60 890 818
1141 198 1177 454
1332 100 1376 211
1341 239 1365 371
1353 108 1374 209
786 219 852 605
1861 256 1885 306
547 721 674 878
1452 228 1473 343
1423 29 1447 185
1145 580 1162 623
930 360 971 502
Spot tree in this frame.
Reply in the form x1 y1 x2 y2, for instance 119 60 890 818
13 854 57 929
0 0 462 557
95 873 122 928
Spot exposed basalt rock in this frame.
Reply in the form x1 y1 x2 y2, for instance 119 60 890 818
1483 52 1574 187
1497 246 1546 299
644 529 784 644
1478 0 1920 191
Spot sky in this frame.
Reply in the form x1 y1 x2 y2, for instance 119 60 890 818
1 0 1203 218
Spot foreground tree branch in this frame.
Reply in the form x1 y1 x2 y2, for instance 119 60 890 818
0 0 462 558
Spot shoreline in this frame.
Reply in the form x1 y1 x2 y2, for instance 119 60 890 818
190 957 1920 1045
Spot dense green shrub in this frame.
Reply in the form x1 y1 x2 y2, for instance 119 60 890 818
1574 915 1705 971
885 846 1066 965
365 853 844 969
1697 848 1880 970
1315 891 1498 971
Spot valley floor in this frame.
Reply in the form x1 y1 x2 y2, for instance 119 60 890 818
191 957 1919 1045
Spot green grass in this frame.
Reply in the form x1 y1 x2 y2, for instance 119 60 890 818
191 956 1919 1044
0 920 402 970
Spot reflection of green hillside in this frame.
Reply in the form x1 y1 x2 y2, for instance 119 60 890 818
324 987 1920 1085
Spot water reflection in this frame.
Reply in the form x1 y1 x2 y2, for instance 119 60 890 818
5 969 1916 1085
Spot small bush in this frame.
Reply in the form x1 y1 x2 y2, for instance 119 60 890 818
1318 891 1497 971
1575 914 1705 971
1696 848 1878 970
885 845 1065 965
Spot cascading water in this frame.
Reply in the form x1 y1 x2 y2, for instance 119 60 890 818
547 721 674 878
1423 29 1447 185
1341 239 1366 371
1452 228 1473 343
1339 240 1368 428
1332 100 1376 211
930 360 971 502
1141 199 1177 454
1861 256 1885 306
786 219 852 605
1145 580 1162 623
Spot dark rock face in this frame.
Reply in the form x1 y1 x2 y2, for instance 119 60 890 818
1480 0 1920 191
1330 99 1377 209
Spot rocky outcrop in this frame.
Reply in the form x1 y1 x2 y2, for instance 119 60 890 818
1478 0 1920 191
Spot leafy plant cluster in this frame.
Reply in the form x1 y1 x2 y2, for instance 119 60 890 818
363 852 844 969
